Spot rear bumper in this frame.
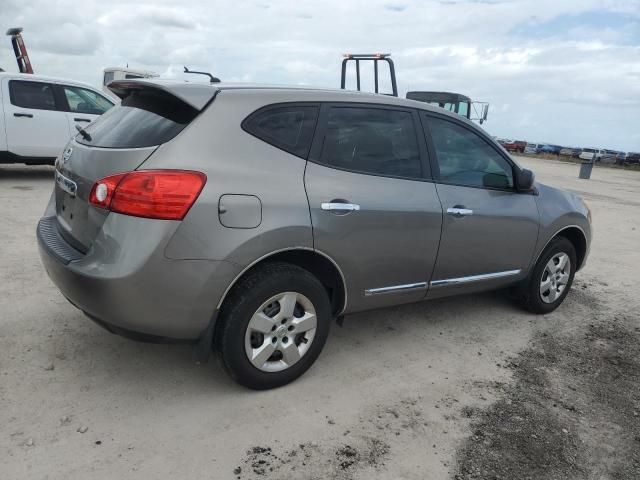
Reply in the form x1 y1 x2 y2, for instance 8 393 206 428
37 215 241 340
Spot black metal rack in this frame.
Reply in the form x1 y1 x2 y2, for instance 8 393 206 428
340 53 398 97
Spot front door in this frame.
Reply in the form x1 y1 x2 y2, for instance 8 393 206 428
2 78 70 159
421 113 539 298
305 104 443 313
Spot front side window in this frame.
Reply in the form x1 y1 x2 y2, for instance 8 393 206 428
318 107 422 179
9 80 57 110
426 115 514 189
63 86 113 115
243 105 319 159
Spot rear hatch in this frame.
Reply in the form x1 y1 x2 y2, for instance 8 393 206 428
54 80 216 252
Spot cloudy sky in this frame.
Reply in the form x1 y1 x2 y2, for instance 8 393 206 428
1 0 639 151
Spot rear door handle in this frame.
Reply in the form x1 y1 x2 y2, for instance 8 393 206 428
321 202 360 214
74 118 91 122
14 112 33 118
447 206 473 217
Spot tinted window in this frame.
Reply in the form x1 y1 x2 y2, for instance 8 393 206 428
63 86 113 115
76 89 198 148
458 102 469 117
426 115 513 189
319 107 422 179
9 80 57 110
103 71 115 86
243 105 318 158
125 74 144 79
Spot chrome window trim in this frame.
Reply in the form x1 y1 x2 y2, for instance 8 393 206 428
430 269 521 288
364 282 427 296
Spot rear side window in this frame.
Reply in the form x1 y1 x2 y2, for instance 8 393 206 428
76 89 198 148
242 105 319 159
318 107 422 179
9 80 57 110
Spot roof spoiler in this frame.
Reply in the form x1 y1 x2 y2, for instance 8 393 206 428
108 79 218 111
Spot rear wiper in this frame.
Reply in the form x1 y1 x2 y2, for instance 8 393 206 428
75 124 92 141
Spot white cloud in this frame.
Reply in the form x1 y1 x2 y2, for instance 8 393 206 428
0 0 638 150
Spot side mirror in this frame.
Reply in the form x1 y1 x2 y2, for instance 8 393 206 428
516 168 535 191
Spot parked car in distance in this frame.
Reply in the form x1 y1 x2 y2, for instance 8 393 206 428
579 148 604 162
524 143 541 154
615 152 627 165
559 147 575 157
626 152 640 165
503 140 527 153
539 144 562 155
0 72 115 165
37 80 592 389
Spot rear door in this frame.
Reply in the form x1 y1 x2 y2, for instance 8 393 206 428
421 112 539 298
305 103 443 313
57 84 114 133
2 78 70 158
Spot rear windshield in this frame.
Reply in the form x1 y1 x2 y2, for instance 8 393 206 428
76 89 199 148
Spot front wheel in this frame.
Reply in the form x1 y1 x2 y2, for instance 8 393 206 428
518 237 577 314
215 262 331 390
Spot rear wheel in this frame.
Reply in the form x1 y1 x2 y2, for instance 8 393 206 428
215 262 331 390
518 237 576 314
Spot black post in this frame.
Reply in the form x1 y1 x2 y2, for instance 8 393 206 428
340 58 348 89
355 60 360 91
374 59 379 93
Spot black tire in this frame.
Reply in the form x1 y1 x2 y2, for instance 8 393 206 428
214 262 331 390
518 237 577 314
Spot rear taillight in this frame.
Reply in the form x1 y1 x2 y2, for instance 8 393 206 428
89 170 207 220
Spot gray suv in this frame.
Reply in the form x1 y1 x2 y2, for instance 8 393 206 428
37 80 591 389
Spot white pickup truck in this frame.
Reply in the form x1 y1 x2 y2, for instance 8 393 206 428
0 72 115 165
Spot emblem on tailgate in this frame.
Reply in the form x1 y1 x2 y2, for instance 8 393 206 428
55 170 77 197
62 146 73 164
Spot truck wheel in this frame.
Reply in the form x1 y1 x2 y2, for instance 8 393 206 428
215 262 331 390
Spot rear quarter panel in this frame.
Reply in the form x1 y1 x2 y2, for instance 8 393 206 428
144 89 314 267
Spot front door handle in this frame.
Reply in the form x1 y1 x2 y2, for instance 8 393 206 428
321 201 360 214
447 206 473 217
74 117 91 122
14 112 33 118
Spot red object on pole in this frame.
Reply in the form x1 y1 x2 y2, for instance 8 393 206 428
6 28 34 74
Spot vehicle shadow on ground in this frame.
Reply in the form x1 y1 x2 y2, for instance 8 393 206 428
0 164 54 181
49 289 524 397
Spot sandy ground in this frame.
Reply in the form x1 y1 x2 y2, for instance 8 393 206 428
1 157 638 480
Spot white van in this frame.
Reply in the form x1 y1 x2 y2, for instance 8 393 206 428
0 72 115 165
102 68 159 99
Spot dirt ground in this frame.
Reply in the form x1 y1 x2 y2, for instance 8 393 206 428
1 156 638 480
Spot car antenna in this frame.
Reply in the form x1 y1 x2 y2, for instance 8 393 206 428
184 66 220 83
